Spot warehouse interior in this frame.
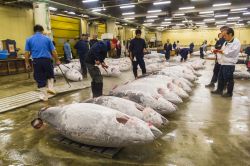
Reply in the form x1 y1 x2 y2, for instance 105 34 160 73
0 0 250 165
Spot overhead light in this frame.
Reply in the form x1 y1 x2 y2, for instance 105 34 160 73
165 18 172 21
202 25 208 28
82 0 98 3
247 21 250 24
68 12 76 15
236 23 244 26
146 15 158 18
63 10 68 13
144 19 155 22
179 6 195 10
199 11 214 14
226 22 236 25
153 1 171 5
143 23 152 26
214 14 228 18
49 7 57 11
182 20 192 23
148 10 162 13
122 12 135 15
243 12 250 15
195 22 205 25
115 22 120 24
230 8 247 12
120 5 135 9
176 23 185 26
173 13 185 16
204 18 215 22
216 21 227 24
161 21 171 24
123 23 128 25
124 17 135 20
92 8 102 12
227 17 240 20
213 3 231 7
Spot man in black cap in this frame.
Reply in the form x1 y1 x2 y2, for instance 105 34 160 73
129 29 148 78
85 40 115 97
74 34 89 78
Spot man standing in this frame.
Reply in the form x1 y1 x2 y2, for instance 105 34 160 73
63 39 72 63
116 36 122 58
164 39 172 61
211 28 241 97
85 40 115 97
189 42 194 54
89 34 99 48
74 34 89 78
129 29 148 78
206 32 226 88
200 40 207 59
180 48 190 62
25 25 60 101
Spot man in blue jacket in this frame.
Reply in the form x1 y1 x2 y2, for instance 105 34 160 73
180 48 190 62
74 34 89 78
63 39 72 63
85 40 115 97
164 39 172 61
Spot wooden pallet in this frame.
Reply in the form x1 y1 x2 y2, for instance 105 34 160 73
0 82 90 113
53 135 123 159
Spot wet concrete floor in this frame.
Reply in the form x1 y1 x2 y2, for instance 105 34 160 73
0 60 249 166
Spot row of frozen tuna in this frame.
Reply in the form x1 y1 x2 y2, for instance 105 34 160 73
53 58 132 81
36 59 205 148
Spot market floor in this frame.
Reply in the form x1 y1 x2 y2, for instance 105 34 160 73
0 60 249 166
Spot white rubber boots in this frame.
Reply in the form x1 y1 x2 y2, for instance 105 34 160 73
47 78 56 95
39 78 56 102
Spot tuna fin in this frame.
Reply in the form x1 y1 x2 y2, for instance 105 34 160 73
135 104 145 112
116 116 129 124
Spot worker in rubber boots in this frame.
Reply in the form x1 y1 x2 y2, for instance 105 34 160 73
206 26 228 88
164 39 172 61
129 29 148 79
211 28 241 97
25 25 61 101
85 40 115 98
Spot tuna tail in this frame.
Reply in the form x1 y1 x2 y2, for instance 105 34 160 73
161 116 169 125
149 125 162 138
31 118 43 129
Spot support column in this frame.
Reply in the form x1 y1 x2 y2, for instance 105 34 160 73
106 19 117 37
33 1 52 38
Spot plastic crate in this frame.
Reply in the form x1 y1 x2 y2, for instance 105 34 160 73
0 50 8 59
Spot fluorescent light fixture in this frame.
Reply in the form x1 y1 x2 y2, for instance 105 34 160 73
144 19 155 22
143 23 152 26
179 6 195 10
122 12 135 15
148 10 162 13
195 22 205 25
227 17 240 20
230 8 247 12
204 18 215 22
123 23 128 25
161 21 171 24
115 22 120 24
146 15 158 18
182 20 192 23
243 12 250 15
199 11 214 14
124 17 135 20
82 0 98 3
176 23 185 26
92 9 102 12
154 1 171 5
216 21 227 24
202 25 208 28
214 14 228 18
165 18 172 21
49 7 57 11
120 5 135 9
68 12 76 15
247 21 250 24
173 13 185 16
226 22 236 25
236 23 244 26
213 3 231 7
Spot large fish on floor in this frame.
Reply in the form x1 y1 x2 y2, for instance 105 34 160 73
33 103 162 148
84 96 168 127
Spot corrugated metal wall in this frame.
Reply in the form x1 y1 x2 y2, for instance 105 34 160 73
50 15 80 57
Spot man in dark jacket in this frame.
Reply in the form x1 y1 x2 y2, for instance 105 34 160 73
89 34 99 48
206 26 228 88
189 42 194 54
180 48 190 62
129 29 148 78
164 39 172 61
74 34 89 78
85 40 115 97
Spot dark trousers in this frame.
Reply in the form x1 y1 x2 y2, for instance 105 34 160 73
33 58 54 88
210 62 221 83
180 53 188 62
132 57 146 78
117 48 121 58
165 51 170 61
86 63 103 97
200 48 204 59
79 55 87 76
217 65 235 95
